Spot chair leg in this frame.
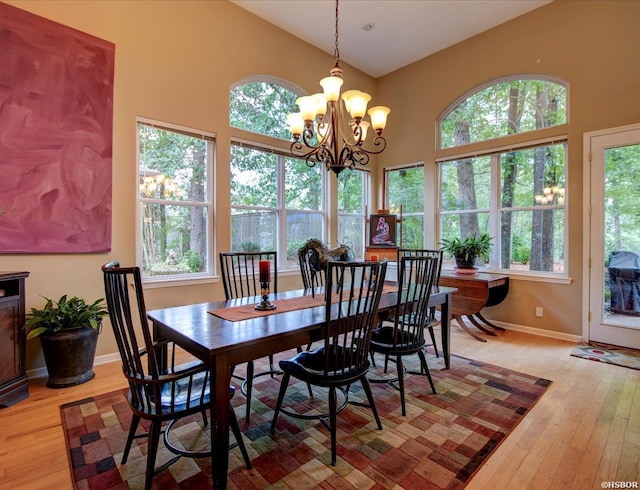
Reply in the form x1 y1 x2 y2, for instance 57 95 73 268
428 326 440 358
144 421 163 490
229 402 252 469
270 372 291 434
396 355 406 416
328 386 338 466
122 414 140 464
418 349 437 394
268 354 276 377
360 376 383 430
245 360 254 424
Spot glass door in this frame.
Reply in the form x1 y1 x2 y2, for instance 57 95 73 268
586 124 640 348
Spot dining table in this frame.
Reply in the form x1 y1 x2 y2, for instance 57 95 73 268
147 283 456 489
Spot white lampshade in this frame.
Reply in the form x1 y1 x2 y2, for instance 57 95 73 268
320 76 343 102
358 120 370 141
312 93 327 118
368 106 390 131
342 90 371 119
287 113 305 136
296 96 318 122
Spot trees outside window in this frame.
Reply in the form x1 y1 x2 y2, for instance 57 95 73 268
338 170 369 259
438 77 567 274
137 121 213 279
385 166 425 249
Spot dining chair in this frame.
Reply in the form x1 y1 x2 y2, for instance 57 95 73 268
219 251 280 423
397 248 443 358
102 261 251 490
298 243 326 290
270 260 387 466
369 255 438 416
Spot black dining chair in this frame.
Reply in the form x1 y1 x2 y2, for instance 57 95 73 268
397 248 443 358
270 260 387 466
219 251 281 423
369 255 438 416
298 243 326 290
102 261 251 490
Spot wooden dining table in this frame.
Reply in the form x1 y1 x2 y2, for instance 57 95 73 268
147 284 456 489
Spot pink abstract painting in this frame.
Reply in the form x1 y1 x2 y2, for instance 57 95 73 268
0 3 114 253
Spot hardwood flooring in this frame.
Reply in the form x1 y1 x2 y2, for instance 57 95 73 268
1 326 638 489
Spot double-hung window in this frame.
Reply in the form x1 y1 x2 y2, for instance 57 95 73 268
385 165 425 249
338 170 369 259
229 81 326 269
438 77 568 276
137 119 214 281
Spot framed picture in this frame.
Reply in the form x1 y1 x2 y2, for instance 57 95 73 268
369 214 397 248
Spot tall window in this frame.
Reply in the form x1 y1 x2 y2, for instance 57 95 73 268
438 77 568 275
338 170 369 259
137 120 213 280
385 165 425 249
230 81 326 268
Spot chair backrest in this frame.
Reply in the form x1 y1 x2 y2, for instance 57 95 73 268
391 255 440 349
298 247 326 290
322 261 388 377
219 251 278 300
397 248 443 285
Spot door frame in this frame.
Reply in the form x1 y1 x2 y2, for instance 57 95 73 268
582 122 640 344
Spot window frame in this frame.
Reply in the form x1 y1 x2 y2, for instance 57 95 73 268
337 169 370 259
384 163 426 249
437 137 570 282
136 117 215 287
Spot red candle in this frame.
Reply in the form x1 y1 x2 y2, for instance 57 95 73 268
258 260 270 283
370 254 379 262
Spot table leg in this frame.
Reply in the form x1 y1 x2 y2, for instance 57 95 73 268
466 314 497 336
453 315 487 342
211 355 231 489
441 293 451 370
475 311 506 331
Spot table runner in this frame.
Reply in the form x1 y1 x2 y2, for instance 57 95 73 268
209 284 397 322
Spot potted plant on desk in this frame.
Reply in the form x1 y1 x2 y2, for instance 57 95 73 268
441 232 492 272
24 295 108 388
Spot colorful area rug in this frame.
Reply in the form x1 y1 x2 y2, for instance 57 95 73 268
61 352 551 489
571 341 640 370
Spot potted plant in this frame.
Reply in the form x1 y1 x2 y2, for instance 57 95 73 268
24 295 108 388
441 232 492 270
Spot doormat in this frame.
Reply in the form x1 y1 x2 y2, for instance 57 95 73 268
571 341 640 370
60 352 551 489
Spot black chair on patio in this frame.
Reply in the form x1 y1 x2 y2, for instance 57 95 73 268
219 250 281 423
270 260 387 466
102 261 251 490
397 248 443 358
369 255 439 416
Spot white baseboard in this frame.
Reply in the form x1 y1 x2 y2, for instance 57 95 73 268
487 320 583 343
26 351 122 380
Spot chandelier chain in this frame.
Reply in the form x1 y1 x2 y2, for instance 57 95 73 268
334 0 340 66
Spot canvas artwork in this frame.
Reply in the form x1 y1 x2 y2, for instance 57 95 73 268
0 3 115 253
369 214 397 248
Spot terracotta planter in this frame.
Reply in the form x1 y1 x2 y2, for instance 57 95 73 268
39 325 99 388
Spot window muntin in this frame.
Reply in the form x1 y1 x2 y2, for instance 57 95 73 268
137 121 213 280
338 170 369 259
439 142 566 273
440 78 567 149
385 166 425 249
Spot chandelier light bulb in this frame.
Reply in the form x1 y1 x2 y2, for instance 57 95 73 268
287 112 305 136
341 90 371 120
368 106 390 132
296 95 318 123
320 76 343 102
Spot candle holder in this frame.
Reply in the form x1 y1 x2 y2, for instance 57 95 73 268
255 281 276 311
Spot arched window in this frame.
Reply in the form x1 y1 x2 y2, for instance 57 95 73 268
437 77 568 277
439 76 567 148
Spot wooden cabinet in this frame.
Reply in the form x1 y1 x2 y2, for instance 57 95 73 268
0 271 30 407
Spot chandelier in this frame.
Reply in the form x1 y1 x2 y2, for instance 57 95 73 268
286 0 390 176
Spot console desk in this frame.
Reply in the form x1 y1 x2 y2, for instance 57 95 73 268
438 270 509 342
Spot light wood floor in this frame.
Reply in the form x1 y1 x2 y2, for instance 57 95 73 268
1 326 639 490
